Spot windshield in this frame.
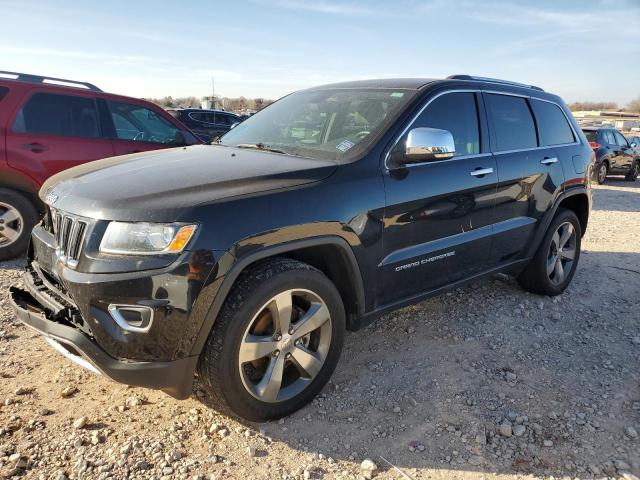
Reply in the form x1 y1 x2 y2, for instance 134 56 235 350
220 88 416 161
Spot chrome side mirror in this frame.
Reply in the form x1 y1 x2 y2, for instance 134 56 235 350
404 127 455 163
631 142 637 148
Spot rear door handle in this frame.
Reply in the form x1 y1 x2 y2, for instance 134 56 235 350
21 142 49 153
541 157 558 165
470 167 494 177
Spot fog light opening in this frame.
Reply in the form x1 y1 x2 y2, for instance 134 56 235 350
107 305 154 333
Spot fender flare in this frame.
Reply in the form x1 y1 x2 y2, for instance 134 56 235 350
189 235 366 356
524 187 590 259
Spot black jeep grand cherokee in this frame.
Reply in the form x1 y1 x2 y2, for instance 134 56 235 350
10 75 593 421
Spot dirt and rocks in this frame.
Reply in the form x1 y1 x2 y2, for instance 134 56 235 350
0 180 638 480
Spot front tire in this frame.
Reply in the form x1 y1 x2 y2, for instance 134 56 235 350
197 257 345 421
625 160 639 181
0 189 39 261
518 208 582 296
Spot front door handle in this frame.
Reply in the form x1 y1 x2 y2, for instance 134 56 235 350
470 167 494 177
21 142 49 153
541 157 558 165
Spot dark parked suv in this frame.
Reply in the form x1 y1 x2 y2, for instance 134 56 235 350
0 71 201 260
167 108 242 143
10 75 593 421
582 126 640 183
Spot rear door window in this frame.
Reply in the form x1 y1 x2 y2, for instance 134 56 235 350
486 94 537 151
12 92 100 138
189 112 208 123
215 114 231 126
530 99 575 146
0 87 8 102
603 131 616 145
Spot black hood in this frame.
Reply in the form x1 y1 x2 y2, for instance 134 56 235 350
41 145 338 222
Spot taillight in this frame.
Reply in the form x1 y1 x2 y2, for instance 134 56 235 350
589 141 600 150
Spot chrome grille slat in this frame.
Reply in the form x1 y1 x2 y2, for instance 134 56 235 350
48 208 88 268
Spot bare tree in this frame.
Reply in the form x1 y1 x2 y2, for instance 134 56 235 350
627 97 640 113
568 101 619 111
145 95 274 113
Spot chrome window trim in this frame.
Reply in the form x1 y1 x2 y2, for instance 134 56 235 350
383 89 480 170
384 88 583 171
490 144 578 155
188 111 231 126
528 96 581 148
482 89 529 98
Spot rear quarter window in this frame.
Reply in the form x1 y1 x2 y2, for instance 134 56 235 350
582 130 597 143
531 99 575 146
486 94 537 151
0 86 8 102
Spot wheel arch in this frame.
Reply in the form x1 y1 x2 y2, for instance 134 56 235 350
189 236 366 356
556 192 589 236
0 170 44 214
524 188 590 259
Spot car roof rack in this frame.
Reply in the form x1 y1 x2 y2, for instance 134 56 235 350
0 70 102 92
447 74 544 92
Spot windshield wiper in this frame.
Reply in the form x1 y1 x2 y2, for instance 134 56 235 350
235 143 290 155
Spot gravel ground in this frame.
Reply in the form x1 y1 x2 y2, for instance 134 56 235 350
0 179 638 480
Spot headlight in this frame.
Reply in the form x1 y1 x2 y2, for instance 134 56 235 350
99 222 197 255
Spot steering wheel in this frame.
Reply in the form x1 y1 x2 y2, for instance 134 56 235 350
354 131 370 140
133 131 146 141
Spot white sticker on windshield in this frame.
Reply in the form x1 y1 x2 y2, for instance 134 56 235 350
336 140 355 152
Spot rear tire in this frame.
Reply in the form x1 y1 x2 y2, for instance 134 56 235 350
518 208 582 296
596 161 608 184
197 257 345 421
0 189 39 261
625 160 639 181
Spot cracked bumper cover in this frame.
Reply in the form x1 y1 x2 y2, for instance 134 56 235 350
9 283 198 399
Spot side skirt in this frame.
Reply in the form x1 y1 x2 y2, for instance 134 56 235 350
351 258 530 331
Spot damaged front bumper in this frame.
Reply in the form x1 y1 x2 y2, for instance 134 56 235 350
9 270 198 399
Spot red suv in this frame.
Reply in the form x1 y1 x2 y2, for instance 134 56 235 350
0 71 201 260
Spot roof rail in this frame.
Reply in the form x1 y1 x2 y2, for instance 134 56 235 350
0 70 102 92
447 74 544 92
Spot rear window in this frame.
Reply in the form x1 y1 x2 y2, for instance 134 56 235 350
531 99 575 146
12 92 100 138
0 87 8 102
582 130 597 142
486 94 537 151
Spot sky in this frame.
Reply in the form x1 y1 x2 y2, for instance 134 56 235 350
1 0 639 105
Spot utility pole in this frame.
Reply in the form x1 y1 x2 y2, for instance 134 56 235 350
211 76 216 124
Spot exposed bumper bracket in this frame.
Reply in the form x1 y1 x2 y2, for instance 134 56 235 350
9 285 197 399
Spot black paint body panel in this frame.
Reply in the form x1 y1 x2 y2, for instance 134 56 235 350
11 78 593 398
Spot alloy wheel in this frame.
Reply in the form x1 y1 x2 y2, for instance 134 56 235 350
633 163 640 179
0 202 23 248
547 221 576 285
598 164 607 183
238 289 332 403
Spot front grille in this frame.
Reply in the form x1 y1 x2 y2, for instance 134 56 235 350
51 209 88 267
